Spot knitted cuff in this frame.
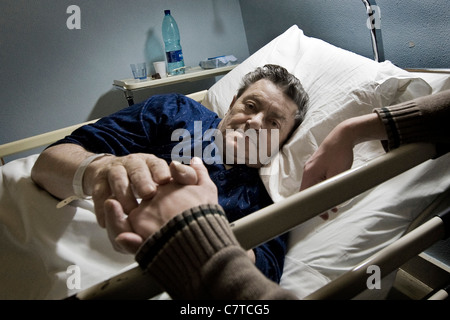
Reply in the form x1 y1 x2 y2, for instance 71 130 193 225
374 101 422 151
135 204 241 297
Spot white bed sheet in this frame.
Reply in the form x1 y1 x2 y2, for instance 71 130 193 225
1 26 449 300
0 155 134 299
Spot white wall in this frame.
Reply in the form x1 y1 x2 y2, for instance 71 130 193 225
0 0 249 160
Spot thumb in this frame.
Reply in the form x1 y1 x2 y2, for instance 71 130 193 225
104 199 142 253
190 157 211 186
115 232 144 254
170 160 198 185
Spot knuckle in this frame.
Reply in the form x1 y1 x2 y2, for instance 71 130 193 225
126 153 143 162
146 154 166 166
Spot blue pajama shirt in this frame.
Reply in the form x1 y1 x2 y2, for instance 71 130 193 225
52 93 287 283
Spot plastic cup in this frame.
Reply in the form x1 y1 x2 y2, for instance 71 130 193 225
153 61 167 78
130 63 147 80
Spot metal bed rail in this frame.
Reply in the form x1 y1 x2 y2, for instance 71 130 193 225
69 142 440 299
305 207 449 300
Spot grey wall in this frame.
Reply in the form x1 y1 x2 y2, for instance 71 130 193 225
0 0 249 160
240 0 450 68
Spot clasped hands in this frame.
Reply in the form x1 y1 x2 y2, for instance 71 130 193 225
98 157 218 254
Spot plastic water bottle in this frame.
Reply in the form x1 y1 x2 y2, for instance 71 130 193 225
162 10 185 75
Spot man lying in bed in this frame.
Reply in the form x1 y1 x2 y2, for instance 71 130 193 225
30 64 309 284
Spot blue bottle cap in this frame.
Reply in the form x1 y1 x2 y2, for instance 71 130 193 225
164 10 170 15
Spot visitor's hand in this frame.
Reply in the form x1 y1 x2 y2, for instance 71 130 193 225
85 153 172 228
104 157 218 253
300 113 387 220
300 125 354 192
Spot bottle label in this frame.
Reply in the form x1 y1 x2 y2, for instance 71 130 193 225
166 50 183 63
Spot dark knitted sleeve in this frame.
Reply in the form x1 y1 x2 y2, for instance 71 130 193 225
135 204 297 300
374 89 450 156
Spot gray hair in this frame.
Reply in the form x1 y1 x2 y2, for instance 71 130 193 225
236 64 309 130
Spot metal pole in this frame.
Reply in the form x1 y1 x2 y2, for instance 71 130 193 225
305 214 447 300
361 0 385 62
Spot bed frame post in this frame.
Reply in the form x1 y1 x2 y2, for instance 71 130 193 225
362 0 385 62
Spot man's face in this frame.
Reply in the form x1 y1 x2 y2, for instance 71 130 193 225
217 79 298 168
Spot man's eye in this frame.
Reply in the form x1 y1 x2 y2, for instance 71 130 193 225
245 103 255 110
266 118 280 128
271 121 280 128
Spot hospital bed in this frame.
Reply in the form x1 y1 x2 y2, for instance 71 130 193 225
1 21 449 299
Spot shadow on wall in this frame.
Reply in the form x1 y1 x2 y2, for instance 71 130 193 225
87 89 127 120
212 0 225 34
87 78 217 121
87 28 168 121
145 28 166 75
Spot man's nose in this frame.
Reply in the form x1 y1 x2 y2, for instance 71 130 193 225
246 112 264 130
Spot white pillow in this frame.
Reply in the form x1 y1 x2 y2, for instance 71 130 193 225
203 25 431 201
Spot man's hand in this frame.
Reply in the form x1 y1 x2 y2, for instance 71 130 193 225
104 157 218 254
299 113 387 220
86 153 172 228
300 113 386 192
299 127 354 192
